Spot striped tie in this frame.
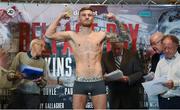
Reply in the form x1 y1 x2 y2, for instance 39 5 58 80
114 56 121 69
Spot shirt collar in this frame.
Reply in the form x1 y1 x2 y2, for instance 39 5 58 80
160 53 165 59
27 51 40 60
113 49 123 57
165 52 178 60
174 51 179 58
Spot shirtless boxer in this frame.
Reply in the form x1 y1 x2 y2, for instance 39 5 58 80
45 7 121 109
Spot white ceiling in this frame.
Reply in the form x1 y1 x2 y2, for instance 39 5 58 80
1 0 180 4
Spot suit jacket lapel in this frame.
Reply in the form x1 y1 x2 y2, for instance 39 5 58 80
120 49 131 69
108 51 117 71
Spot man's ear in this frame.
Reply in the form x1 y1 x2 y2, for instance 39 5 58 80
31 43 35 50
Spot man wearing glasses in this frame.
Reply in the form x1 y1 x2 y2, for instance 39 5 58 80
143 32 164 81
150 32 164 73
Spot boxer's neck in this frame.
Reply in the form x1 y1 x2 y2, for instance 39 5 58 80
79 26 92 35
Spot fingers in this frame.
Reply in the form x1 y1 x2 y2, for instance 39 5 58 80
65 8 73 17
62 12 71 19
33 77 42 82
57 12 70 20
118 76 129 82
164 80 174 89
14 72 24 79
107 13 114 17
123 76 129 82
104 13 116 20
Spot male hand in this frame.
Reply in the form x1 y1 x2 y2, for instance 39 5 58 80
164 80 174 89
104 13 116 20
118 76 129 83
103 73 108 80
143 72 155 81
61 11 71 20
13 71 24 80
33 77 42 83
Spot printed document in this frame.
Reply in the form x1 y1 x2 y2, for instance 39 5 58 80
142 76 169 96
104 69 124 81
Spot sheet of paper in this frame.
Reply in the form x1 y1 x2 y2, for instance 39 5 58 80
162 87 180 98
142 76 169 96
143 72 154 81
104 69 124 81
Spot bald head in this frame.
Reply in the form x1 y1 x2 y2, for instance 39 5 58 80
150 32 164 53
30 39 44 50
150 32 163 43
30 39 45 57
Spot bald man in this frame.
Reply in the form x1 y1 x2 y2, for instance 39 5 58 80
7 39 47 109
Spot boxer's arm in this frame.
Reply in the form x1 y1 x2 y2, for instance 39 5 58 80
104 13 129 42
45 12 72 41
105 32 120 42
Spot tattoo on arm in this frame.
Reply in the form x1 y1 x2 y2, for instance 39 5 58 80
105 32 120 42
104 15 131 42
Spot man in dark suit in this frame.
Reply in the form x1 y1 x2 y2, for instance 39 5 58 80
143 32 164 81
149 32 164 73
102 41 144 109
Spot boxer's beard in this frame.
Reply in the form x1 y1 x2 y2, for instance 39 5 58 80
81 20 92 27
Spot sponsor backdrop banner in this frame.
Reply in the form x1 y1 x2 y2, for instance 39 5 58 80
0 3 179 109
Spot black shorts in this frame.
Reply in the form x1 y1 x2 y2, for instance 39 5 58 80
73 80 106 96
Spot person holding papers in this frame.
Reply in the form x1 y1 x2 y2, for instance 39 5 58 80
102 41 144 109
7 39 47 109
154 35 180 109
145 32 180 81
144 32 164 81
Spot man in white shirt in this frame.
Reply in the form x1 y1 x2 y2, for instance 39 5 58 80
154 35 180 109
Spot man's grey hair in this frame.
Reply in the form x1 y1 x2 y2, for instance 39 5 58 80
29 38 43 50
150 32 164 39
